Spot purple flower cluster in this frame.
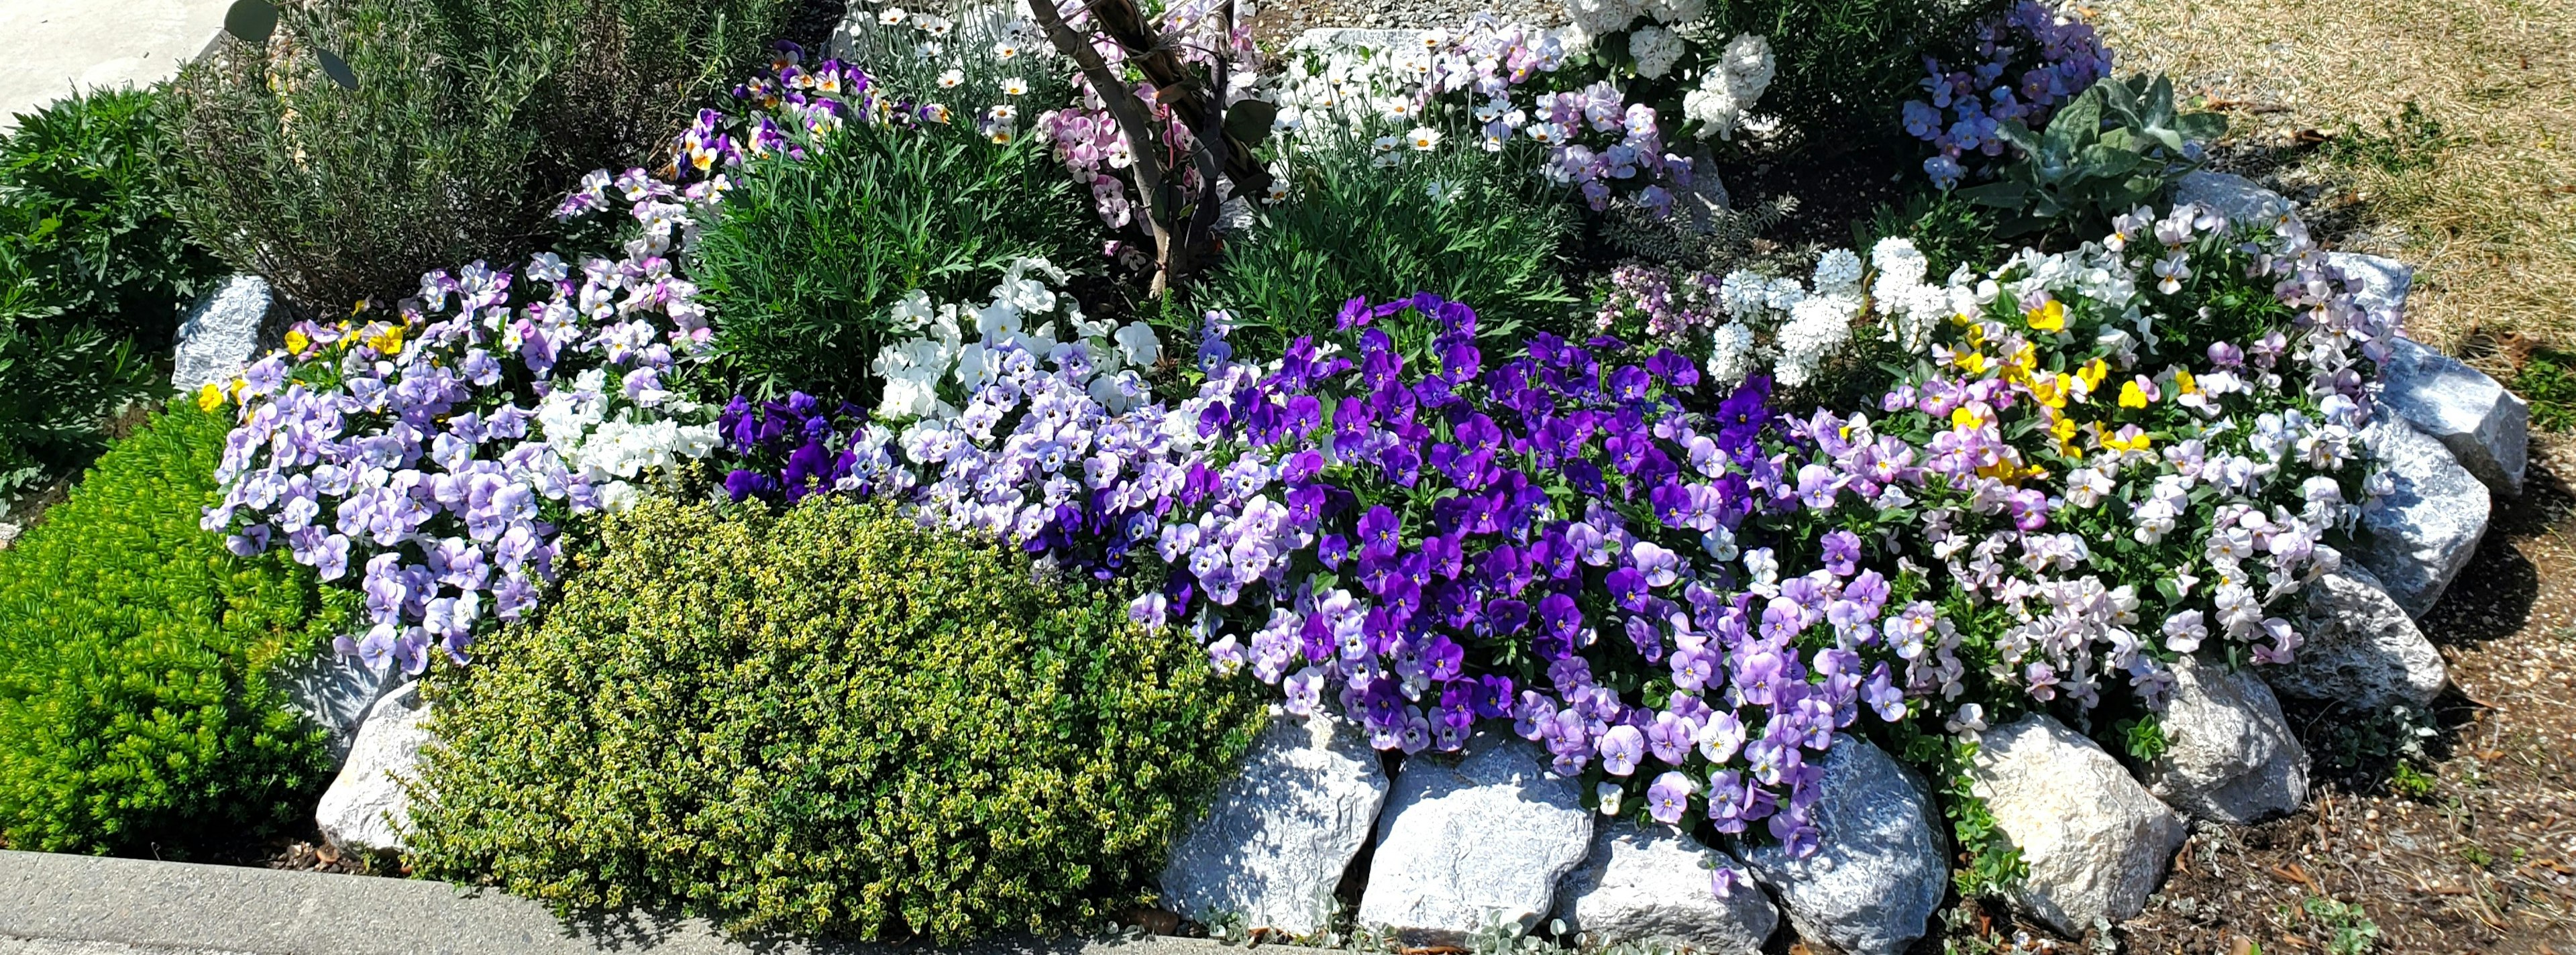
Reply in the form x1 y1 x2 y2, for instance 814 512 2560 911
1530 82 1697 215
211 173 722 675
750 289 1955 857
1902 0 2112 187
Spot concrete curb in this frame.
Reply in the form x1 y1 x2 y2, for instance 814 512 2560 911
0 850 1267 955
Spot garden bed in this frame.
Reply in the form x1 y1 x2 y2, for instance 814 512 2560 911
0 0 2555 951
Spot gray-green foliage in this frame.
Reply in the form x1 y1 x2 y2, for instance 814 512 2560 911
164 0 795 313
1959 74 2229 239
407 498 1267 942
1207 128 1576 353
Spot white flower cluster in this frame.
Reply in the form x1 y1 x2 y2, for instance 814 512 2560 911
1680 34 1775 140
869 257 1164 422
1565 0 1707 40
533 366 722 512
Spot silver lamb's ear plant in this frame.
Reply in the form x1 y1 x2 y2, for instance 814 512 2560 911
1957 73 2228 241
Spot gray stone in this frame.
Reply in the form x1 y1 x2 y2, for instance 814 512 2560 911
1739 736 1947 955
1287 27 1433 54
170 275 270 393
1967 716 2186 938
1553 822 1776 954
2378 337 2529 496
1357 732 1592 940
1159 714 1390 934
2271 565 2449 711
2172 171 2294 230
2143 657 2309 825
2353 418 2489 617
2324 251 2412 319
268 651 397 771
314 681 431 853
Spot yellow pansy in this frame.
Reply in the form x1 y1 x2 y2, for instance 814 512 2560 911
2103 427 2154 454
2117 380 2150 408
196 382 226 412
285 329 311 355
2025 298 2067 333
366 324 406 355
1956 351 1988 375
2048 414 2083 455
1963 323 1988 347
2173 368 2199 396
2075 357 2109 394
2029 372 2072 410
1951 405 1986 431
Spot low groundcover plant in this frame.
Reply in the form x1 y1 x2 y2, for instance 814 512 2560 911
0 403 350 856
405 498 1265 942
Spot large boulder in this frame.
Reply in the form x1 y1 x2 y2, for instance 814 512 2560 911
1160 714 1390 934
1357 732 1592 940
2142 657 2309 824
1553 822 1778 954
1967 716 2186 938
2172 171 2294 229
271 651 399 770
171 274 270 393
2273 565 2449 711
2377 337 2529 497
1739 736 1947 955
315 679 433 853
2353 418 2489 617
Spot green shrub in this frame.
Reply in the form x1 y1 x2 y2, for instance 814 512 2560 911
164 0 796 313
0 402 350 855
689 116 1102 404
1208 129 1576 353
0 288 160 493
408 499 1267 942
0 87 222 492
1 87 223 343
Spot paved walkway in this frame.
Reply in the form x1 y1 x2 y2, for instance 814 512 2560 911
0 0 231 127
0 850 1254 955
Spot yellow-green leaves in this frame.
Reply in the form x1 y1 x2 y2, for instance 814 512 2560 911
408 499 1265 942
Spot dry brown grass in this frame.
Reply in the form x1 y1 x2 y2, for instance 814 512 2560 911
2094 0 2576 363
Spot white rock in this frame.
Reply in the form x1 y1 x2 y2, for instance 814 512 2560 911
2353 418 2489 617
1968 716 2186 938
1161 714 1390 934
270 651 398 770
2271 565 2449 710
2172 171 2294 228
1739 736 1947 955
170 275 270 393
1553 822 1777 954
1358 732 1593 940
2143 657 2309 825
2378 337 2529 497
315 680 432 853
2324 251 2412 319
1288 27 1434 54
